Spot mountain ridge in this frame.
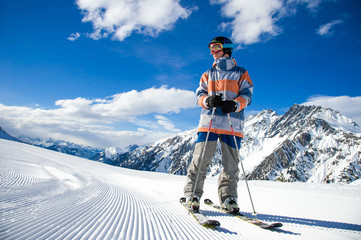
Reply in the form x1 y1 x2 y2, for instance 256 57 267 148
90 104 360 183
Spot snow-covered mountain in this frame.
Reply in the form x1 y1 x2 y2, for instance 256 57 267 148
18 136 102 159
94 104 361 184
243 104 361 183
0 126 19 142
0 128 102 159
91 130 198 175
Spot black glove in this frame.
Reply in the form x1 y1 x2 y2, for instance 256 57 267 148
206 95 222 108
220 100 237 114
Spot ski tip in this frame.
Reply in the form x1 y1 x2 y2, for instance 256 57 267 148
201 220 221 227
271 222 283 228
204 199 213 205
179 197 186 203
259 222 283 229
214 221 221 227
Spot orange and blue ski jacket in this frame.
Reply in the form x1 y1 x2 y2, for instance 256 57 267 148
196 57 253 138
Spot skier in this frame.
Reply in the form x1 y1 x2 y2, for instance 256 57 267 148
183 36 253 213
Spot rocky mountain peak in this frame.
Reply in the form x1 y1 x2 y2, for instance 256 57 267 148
94 104 360 184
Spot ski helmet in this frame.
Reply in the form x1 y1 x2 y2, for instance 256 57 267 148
208 36 234 56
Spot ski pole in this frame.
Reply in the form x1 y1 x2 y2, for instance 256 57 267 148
227 113 257 218
190 107 216 202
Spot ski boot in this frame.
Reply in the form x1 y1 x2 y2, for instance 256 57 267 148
222 197 239 214
186 195 200 212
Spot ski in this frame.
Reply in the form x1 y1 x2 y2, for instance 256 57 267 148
179 197 220 229
204 199 282 229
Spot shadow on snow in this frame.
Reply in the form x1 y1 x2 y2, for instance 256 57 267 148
203 208 361 233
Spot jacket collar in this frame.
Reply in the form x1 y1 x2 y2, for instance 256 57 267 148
213 57 237 71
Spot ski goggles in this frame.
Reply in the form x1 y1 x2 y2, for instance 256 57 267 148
209 42 234 53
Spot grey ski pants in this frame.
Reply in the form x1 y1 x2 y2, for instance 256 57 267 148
183 136 240 203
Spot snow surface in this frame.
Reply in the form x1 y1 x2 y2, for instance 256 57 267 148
1 139 361 240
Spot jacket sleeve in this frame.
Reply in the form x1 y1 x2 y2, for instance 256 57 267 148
234 70 253 112
196 72 210 109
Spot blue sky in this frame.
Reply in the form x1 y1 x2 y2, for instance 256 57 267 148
1 0 361 148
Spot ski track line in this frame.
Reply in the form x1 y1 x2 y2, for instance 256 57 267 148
40 182 112 239
0 180 64 221
4 180 113 239
3 170 182 240
3 187 86 239
59 185 114 240
49 182 122 240
132 194 160 240
0 162 34 189
46 181 112 240
2 167 97 238
88 184 125 240
2 176 243 240
0 156 53 188
1 151 288 240
51 183 110 239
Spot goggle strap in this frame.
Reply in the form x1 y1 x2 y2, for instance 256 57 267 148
222 43 234 49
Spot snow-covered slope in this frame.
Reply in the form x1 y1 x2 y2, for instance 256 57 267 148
1 139 361 240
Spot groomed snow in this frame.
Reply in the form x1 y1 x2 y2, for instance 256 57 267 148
1 139 360 240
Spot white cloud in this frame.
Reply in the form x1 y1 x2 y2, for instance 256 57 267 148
316 19 344 36
211 0 327 46
301 95 361 126
155 115 180 132
76 0 192 41
90 86 196 118
0 86 196 148
67 32 81 41
287 0 323 10
212 0 284 45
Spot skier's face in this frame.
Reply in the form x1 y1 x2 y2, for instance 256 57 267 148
211 49 224 60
